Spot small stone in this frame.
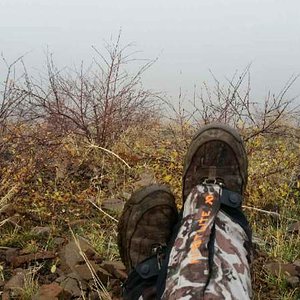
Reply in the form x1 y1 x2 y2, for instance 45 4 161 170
294 259 300 267
101 261 126 272
85 248 102 263
110 278 123 298
113 269 128 280
60 277 81 298
252 236 266 250
266 262 300 277
30 226 51 237
0 204 16 216
96 266 112 283
5 248 19 264
55 275 66 284
134 171 157 189
11 251 56 268
288 221 300 234
4 270 26 292
101 261 127 280
33 283 64 300
53 237 65 247
75 263 96 281
122 192 131 200
68 219 88 227
90 291 100 300
0 280 4 288
286 276 300 288
59 237 97 273
2 215 21 229
67 272 87 290
67 272 82 281
2 291 10 300
102 199 125 213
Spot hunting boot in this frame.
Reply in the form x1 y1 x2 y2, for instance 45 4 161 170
117 184 178 300
161 124 252 300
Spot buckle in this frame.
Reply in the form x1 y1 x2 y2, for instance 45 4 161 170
202 178 225 187
151 243 167 270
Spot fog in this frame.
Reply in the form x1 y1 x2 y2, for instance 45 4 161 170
1 0 300 102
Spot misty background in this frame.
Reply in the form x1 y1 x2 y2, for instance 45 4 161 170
1 0 300 104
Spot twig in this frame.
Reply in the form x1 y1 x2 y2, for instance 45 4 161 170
70 229 112 300
87 143 131 169
88 199 118 223
242 205 298 222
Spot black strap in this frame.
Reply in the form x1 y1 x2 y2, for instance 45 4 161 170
123 255 161 300
220 188 243 208
135 256 161 279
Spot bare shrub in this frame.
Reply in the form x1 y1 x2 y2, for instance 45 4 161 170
0 55 28 133
163 66 300 142
17 36 159 147
197 67 299 139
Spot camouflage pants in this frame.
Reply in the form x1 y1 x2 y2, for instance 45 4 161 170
162 184 252 300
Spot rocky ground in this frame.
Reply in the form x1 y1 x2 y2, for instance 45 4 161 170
0 125 299 299
0 227 126 299
1 207 300 299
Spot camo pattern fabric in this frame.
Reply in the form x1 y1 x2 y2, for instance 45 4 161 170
161 184 252 300
161 184 221 299
204 210 252 299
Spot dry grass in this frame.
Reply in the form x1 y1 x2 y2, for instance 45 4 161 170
0 120 299 298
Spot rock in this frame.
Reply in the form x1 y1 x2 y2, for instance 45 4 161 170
33 283 65 300
68 219 88 227
286 276 300 288
30 226 51 237
53 237 65 248
266 262 300 277
113 268 127 281
122 192 131 200
89 291 101 300
60 276 81 298
288 221 300 234
294 259 300 267
252 233 265 249
10 251 56 268
75 263 96 281
42 273 58 284
55 275 67 284
59 237 98 273
101 261 127 280
102 199 125 213
2 291 10 300
110 278 123 298
67 272 87 289
55 267 65 277
85 248 102 263
1 215 21 229
0 248 6 261
0 204 16 216
96 266 112 283
5 248 19 264
4 269 25 292
134 171 157 189
102 261 125 271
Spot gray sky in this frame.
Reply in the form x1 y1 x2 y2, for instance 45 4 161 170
1 0 300 102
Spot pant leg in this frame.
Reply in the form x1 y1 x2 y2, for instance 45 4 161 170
162 185 252 300
204 211 252 299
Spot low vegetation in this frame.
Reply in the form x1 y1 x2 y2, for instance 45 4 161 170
0 39 299 299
